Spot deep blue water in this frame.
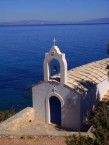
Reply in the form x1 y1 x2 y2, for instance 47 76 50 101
0 24 109 111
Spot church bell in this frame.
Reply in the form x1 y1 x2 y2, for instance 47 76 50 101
53 65 57 72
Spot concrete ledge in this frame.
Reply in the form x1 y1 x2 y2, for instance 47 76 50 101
0 107 34 131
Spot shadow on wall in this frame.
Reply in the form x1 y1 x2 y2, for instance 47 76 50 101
78 80 100 129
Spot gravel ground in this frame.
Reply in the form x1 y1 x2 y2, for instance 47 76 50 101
0 136 66 145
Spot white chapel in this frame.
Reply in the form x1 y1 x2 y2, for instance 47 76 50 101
32 41 109 131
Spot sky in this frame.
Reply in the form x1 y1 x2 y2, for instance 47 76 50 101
0 0 109 22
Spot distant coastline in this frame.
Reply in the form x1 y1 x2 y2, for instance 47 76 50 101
0 18 109 26
0 23 109 27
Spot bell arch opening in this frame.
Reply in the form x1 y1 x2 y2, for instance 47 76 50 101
49 58 60 82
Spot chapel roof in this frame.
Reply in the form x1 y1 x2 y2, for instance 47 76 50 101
51 58 109 94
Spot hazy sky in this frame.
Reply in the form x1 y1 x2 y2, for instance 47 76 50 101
0 0 109 22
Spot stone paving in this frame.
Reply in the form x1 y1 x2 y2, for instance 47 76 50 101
0 119 87 136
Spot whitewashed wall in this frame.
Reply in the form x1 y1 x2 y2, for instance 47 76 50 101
32 81 81 131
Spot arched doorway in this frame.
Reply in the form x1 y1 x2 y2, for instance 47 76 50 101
49 96 61 125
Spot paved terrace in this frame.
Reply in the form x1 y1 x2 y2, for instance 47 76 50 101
52 58 109 93
0 107 88 136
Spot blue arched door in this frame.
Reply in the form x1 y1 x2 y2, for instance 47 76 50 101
49 96 61 125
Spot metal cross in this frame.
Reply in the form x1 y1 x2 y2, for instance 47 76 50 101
53 38 57 46
52 86 57 93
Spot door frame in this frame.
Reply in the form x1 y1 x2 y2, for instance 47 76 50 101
45 93 64 124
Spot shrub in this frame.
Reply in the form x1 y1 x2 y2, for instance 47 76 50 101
65 134 94 145
0 108 15 122
91 102 109 145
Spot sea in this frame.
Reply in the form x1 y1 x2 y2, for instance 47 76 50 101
0 24 109 112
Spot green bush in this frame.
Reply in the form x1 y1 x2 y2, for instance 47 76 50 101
0 108 15 122
91 102 109 145
65 134 94 145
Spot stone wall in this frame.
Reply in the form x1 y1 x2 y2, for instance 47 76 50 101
0 107 34 131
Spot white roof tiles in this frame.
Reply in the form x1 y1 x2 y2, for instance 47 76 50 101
52 58 109 94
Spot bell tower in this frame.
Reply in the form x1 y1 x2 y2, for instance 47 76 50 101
44 39 67 84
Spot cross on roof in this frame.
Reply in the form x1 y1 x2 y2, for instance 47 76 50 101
53 38 57 46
